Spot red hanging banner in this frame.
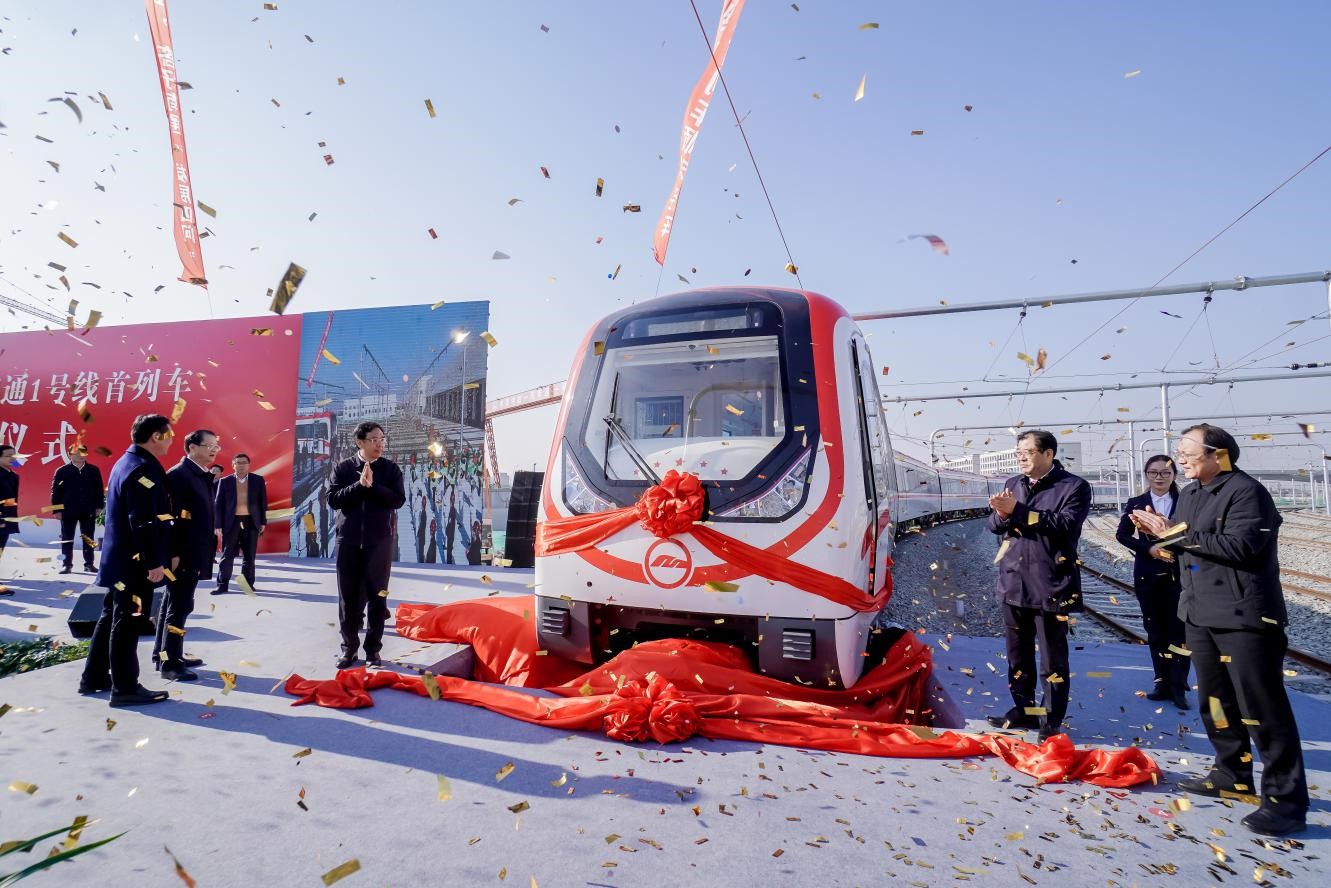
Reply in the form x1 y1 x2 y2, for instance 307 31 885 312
653 0 746 266
144 0 208 287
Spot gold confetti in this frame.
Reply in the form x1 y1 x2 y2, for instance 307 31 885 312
292 747 313 759
169 398 187 424
422 672 441 701
1170 797 1192 813
8 781 37 794
58 232 78 248
495 762 515 782
1023 706 1047 716
424 98 437 118
784 261 799 274
1124 69 1142 78
858 22 880 30
550 772 567 788
250 328 273 336
1208 696 1229 730
237 575 256 596
220 671 237 695
270 263 306 315
724 404 744 416
436 775 452 801
137 477 155 489
704 581 739 593
480 331 498 347
853 73 866 102
1086 671 1112 678
1026 511 1039 526
507 800 530 814
1298 422 1315 438
321 349 341 365
321 859 361 886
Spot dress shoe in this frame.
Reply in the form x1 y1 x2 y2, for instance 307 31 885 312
160 665 198 682
1145 687 1172 701
83 564 96 573
336 654 358 670
1173 693 1191 710
59 565 73 574
180 655 204 668
1038 724 1061 743
1177 771 1251 797
78 679 112 695
987 711 1041 731
1241 807 1306 837
211 586 228 596
109 685 170 707
365 655 383 669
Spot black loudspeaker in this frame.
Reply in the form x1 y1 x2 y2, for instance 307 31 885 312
504 470 544 569
67 589 164 639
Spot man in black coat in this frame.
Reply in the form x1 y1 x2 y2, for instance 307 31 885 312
1116 455 1189 708
78 414 174 707
1133 423 1308 836
986 430 1092 742
152 429 220 681
0 445 18 582
51 446 105 574
329 421 405 669
214 452 268 594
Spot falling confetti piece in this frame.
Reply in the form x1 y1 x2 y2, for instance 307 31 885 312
58 232 79 248
270 263 306 315
495 762 515 782
858 22 880 30
854 73 866 102
321 348 341 365
8 781 37 794
507 800 530 814
595 177 605 197
220 671 237 695
321 859 361 886
705 581 739 593
906 234 948 255
135 737 150 749
550 772 567 788
424 98 437 118
250 327 273 336
609 263 622 280
422 672 441 701
492 250 511 260
1124 69 1142 78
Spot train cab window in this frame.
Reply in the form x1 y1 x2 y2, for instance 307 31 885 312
582 336 786 482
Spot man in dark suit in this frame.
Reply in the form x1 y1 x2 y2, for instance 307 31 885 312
78 414 173 707
329 421 405 669
0 445 18 582
153 429 220 681
1116 454 1189 708
1133 423 1308 836
986 430 1092 743
51 445 105 574
214 452 267 594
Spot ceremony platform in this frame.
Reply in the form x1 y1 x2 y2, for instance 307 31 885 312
1 548 1328 887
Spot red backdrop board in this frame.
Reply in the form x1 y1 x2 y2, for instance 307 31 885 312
0 315 302 553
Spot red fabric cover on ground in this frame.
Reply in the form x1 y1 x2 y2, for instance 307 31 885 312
285 596 1160 787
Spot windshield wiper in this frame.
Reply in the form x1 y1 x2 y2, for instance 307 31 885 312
603 415 662 484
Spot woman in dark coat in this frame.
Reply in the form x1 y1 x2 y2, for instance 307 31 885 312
1116 454 1190 708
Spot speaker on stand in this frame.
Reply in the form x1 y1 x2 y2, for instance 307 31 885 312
504 470 544 569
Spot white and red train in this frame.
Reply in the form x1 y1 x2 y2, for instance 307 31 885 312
534 288 1118 688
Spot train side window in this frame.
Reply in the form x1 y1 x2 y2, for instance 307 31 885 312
854 339 893 499
849 344 879 511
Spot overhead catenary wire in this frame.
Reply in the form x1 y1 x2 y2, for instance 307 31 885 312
687 0 801 290
1042 143 1331 374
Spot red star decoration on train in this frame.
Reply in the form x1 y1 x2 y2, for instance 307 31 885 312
675 458 684 467
699 460 708 468
720 468 728 475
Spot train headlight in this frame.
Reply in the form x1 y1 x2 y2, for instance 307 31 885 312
563 449 613 514
716 449 812 519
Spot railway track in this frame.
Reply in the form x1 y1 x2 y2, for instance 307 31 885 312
1078 564 1331 677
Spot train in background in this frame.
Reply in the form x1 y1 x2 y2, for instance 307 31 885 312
891 451 1120 532
533 287 1116 690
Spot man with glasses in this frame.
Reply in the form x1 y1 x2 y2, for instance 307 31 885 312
328 421 405 669
1132 423 1307 836
214 452 268 594
987 430 1091 743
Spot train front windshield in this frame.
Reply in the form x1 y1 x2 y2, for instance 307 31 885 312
562 297 818 518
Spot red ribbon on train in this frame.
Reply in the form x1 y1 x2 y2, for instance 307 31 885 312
535 469 887 612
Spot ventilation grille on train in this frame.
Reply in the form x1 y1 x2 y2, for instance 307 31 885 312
781 629 814 661
541 606 570 636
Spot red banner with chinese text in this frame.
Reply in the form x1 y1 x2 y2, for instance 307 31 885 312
145 0 207 287
0 316 300 552
652 0 746 266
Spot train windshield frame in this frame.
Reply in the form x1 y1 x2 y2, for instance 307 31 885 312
563 296 819 520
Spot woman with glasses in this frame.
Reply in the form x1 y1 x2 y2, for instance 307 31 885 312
1115 455 1189 708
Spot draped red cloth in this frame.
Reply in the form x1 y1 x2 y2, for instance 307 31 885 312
284 596 1160 788
535 470 884 612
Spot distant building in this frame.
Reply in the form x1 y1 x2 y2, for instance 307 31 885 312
341 393 398 422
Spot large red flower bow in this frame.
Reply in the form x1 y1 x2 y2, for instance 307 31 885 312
602 672 700 744
634 470 706 538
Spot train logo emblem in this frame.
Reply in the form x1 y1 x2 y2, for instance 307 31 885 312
643 539 692 589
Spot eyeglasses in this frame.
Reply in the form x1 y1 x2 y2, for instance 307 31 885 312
365 435 388 443
1173 448 1211 461
1145 470 1174 478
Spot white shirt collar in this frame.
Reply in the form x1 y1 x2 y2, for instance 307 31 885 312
1149 490 1172 516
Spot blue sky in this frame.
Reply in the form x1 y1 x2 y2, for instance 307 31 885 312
2 1 1329 477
